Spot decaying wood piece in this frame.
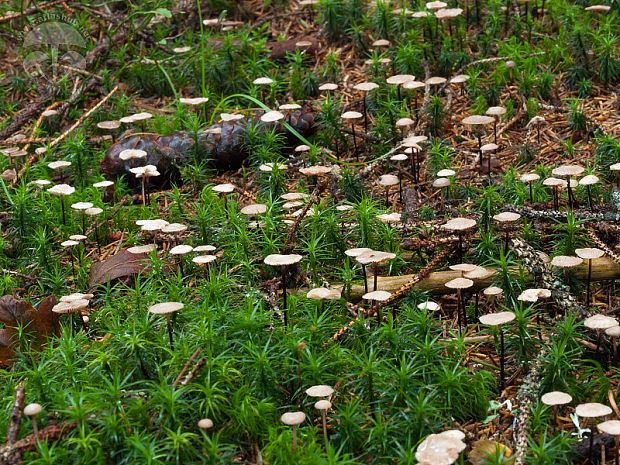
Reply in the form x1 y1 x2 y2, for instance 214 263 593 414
0 422 77 465
311 254 620 300
6 383 25 446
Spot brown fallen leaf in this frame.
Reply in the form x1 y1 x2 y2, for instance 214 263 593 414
0 295 60 365
468 439 513 465
88 248 150 287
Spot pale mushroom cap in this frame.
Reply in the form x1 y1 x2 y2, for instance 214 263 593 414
193 245 216 253
264 254 303 266
336 205 353 212
139 219 169 231
280 411 306 426
306 288 341 300
517 288 551 302
575 248 604 260
162 223 188 234
253 77 274 85
48 184 75 196
372 39 391 47
172 46 192 53
179 97 209 105
610 163 620 171
23 403 43 416
550 255 583 268
411 10 430 17
71 202 94 211
415 431 466 465
486 106 507 116
598 420 620 435
170 245 194 255
543 177 567 188
241 204 268 215
433 178 452 189
30 179 52 186
579 174 600 186
119 149 147 161
403 135 428 144
606 326 620 337
341 111 363 120
386 74 415 85
220 113 244 122
520 173 540 183
85 207 103 216
403 80 426 90
319 83 339 91
437 168 456 177
148 302 184 315
395 118 415 127
69 234 87 241
198 418 214 429
60 293 94 303
192 254 217 265
586 4 611 11
552 164 585 178
449 263 478 272
378 174 399 187
441 217 477 232
377 212 402 224
479 311 516 326
345 247 373 258
463 267 494 280
356 250 396 265
281 192 309 201
212 183 236 193
493 212 521 223
483 286 504 297
97 120 121 130
299 165 332 176
462 115 495 125
425 76 447 85
541 391 573 406
362 290 392 301
261 111 285 123
353 82 379 92
391 154 409 162
584 314 619 330
480 143 499 152
418 301 441 311
315 399 332 410
576 403 612 418
93 180 114 188
306 385 335 397
48 160 71 170
295 145 311 153
52 299 89 314
259 163 287 172
449 74 469 84
127 244 157 254
130 112 153 122
435 7 463 19
426 1 448 9
60 240 80 247
445 277 474 290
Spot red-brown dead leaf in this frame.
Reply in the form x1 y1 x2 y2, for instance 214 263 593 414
88 248 150 287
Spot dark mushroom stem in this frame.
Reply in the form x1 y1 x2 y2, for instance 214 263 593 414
373 264 379 292
320 410 328 445
362 97 369 134
499 325 506 390
567 177 574 210
586 258 593 308
281 266 289 327
456 289 463 332
351 123 359 162
528 181 534 203
60 197 67 225
166 314 175 350
589 421 595 462
362 264 369 294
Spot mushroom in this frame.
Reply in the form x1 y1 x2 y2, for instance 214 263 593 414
148 302 184 349
362 290 392 324
579 174 600 212
356 250 396 292
341 111 364 161
345 247 373 294
483 286 504 313
576 403 613 460
71 201 94 235
280 411 306 453
403 80 426 114
462 115 495 167
598 420 620 465
260 110 285 125
47 184 75 225
212 183 236 212
415 429 467 465
520 173 540 203
441 217 477 261
23 403 43 440
552 164 584 210
480 143 499 180
606 325 620 362
575 248 605 307
264 254 303 327
197 418 214 431
550 255 583 284
130 165 160 206
485 106 507 144
314 400 332 445
479 311 516 390
390 154 409 201
378 174 399 207
352 82 379 133
541 391 572 429
463 266 494 319
386 74 415 101
433 177 451 210
170 244 193 276
306 288 341 313
446 277 474 330
493 211 521 254
584 314 619 354
97 120 121 142
542 177 566 210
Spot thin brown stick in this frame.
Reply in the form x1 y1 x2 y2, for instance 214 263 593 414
172 348 202 386
6 382 25 445
180 357 208 386
0 0 65 23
